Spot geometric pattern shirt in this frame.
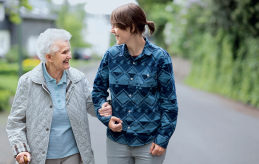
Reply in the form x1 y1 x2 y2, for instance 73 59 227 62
92 38 178 148
43 63 79 159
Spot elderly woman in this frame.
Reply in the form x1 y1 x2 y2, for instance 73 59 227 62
6 28 111 164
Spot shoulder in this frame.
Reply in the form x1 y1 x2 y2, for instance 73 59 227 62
66 67 86 83
105 45 124 57
148 43 170 60
18 71 33 86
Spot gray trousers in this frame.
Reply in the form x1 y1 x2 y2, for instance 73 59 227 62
45 153 81 164
106 138 166 164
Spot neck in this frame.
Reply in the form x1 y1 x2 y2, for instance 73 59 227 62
126 34 145 57
45 62 63 83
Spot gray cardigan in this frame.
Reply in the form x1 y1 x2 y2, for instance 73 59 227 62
6 63 96 164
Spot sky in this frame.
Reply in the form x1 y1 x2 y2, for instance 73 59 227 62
52 0 138 15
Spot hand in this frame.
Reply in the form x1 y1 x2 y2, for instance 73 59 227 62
149 143 166 156
99 102 112 117
108 116 123 132
16 152 31 164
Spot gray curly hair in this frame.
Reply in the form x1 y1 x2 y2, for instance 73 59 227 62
36 28 72 62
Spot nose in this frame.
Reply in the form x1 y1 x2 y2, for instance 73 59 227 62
111 26 115 33
68 51 72 59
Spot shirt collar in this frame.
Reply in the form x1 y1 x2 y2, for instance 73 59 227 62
121 37 153 59
42 63 66 84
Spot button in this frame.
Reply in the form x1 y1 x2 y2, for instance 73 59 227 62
128 110 131 113
128 127 130 129
147 74 149 77
46 128 49 131
133 62 135 64
42 151 45 154
130 78 133 80
129 94 131 97
50 105 53 108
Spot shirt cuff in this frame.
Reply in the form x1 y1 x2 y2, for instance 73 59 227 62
12 142 30 158
154 134 169 149
99 115 112 127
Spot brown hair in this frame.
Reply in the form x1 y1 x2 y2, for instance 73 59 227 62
110 3 155 35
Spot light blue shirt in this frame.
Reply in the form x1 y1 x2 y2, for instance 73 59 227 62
43 63 79 159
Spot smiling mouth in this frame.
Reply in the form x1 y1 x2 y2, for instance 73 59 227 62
63 61 69 63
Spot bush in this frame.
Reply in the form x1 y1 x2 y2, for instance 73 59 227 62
0 61 36 75
0 89 12 111
167 1 259 108
5 45 29 63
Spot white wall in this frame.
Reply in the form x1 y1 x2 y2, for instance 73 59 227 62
83 14 111 56
0 30 10 57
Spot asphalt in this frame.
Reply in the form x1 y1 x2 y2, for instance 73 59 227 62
1 60 259 164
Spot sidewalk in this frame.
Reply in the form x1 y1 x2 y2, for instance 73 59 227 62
0 112 16 164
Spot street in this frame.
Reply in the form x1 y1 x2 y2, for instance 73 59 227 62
1 61 259 164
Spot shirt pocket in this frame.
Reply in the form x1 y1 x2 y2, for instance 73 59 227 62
141 72 157 87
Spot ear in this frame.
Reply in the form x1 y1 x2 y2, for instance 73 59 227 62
45 54 53 62
131 24 135 33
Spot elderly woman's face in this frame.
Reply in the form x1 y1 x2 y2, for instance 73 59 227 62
49 40 72 71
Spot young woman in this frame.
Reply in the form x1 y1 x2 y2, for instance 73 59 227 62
92 3 178 164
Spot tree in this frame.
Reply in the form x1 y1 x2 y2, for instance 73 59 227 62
137 0 173 48
55 0 90 48
4 0 32 24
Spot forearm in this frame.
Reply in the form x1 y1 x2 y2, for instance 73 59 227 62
93 97 112 126
6 105 30 157
6 76 30 157
92 51 111 126
154 99 178 148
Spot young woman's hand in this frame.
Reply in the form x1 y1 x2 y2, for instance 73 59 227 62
149 143 166 156
99 102 112 117
108 116 123 132
16 152 31 164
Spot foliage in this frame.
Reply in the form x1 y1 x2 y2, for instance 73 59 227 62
0 89 12 111
210 0 259 37
55 1 90 48
5 45 29 63
0 60 34 75
0 75 18 112
169 0 259 108
137 0 173 48
5 0 33 24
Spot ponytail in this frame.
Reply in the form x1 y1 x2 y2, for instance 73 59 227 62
146 21 155 35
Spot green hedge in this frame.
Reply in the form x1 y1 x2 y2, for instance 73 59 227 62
0 89 12 111
0 62 34 75
0 75 18 112
165 1 259 109
185 31 259 107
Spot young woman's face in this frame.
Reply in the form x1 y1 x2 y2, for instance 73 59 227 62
111 25 132 45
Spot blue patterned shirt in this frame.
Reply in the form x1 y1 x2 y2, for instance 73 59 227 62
43 63 79 159
92 38 178 148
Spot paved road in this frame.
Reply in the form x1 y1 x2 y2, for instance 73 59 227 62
79 63 259 164
1 61 259 164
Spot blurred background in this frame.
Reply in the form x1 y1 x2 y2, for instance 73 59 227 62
0 0 259 164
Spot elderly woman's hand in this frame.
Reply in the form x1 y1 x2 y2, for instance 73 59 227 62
98 102 112 117
16 152 30 164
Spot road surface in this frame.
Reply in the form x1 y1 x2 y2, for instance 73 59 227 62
1 61 259 164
